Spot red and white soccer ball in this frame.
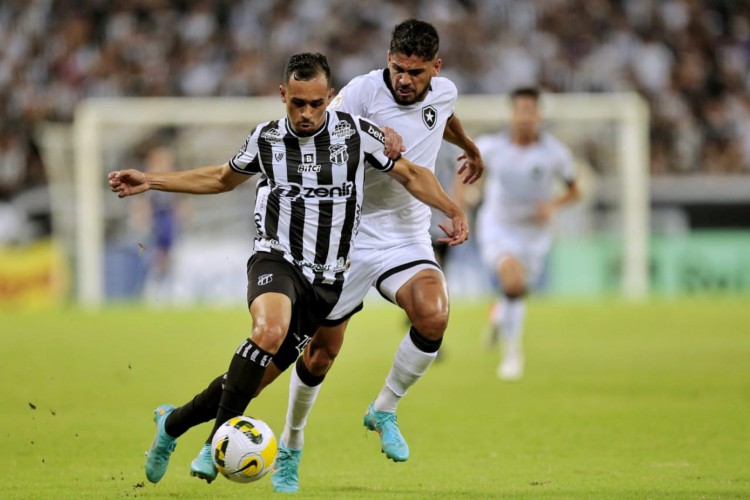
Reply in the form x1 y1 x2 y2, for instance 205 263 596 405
211 416 278 483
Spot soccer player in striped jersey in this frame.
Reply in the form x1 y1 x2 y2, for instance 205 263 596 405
268 19 484 493
473 87 580 380
108 52 468 485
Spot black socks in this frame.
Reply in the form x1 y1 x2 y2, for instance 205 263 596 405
164 373 226 439
209 338 273 441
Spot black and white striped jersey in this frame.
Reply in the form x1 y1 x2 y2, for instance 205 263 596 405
229 110 395 285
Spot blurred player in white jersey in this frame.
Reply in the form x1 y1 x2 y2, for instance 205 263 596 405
269 19 484 492
474 87 580 380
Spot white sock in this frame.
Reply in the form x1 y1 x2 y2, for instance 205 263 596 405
500 298 526 351
374 332 438 413
490 299 502 328
279 366 321 450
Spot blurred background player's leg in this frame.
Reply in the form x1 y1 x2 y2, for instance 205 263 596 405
494 254 527 380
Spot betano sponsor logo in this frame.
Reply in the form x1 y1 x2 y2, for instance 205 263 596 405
366 124 385 144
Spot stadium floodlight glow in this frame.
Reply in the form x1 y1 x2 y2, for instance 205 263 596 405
73 93 649 307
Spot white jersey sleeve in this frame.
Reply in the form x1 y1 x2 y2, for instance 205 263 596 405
329 73 378 117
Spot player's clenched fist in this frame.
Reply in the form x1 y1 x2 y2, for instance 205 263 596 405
108 169 149 198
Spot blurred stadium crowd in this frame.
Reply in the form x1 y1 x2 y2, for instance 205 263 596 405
1 0 749 243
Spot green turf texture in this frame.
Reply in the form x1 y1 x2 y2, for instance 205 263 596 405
1 298 749 499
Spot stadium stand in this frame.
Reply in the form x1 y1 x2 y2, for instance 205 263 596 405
1 0 749 244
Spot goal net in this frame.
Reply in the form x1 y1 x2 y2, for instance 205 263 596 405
43 93 648 307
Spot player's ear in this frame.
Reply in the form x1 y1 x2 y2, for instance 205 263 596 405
279 84 286 103
433 58 442 76
328 88 335 101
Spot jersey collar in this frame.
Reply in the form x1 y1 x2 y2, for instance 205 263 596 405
285 111 330 139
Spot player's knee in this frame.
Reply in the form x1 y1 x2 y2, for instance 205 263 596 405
498 257 525 287
500 272 526 298
409 305 449 341
306 348 335 377
250 323 287 353
296 353 327 387
504 287 526 300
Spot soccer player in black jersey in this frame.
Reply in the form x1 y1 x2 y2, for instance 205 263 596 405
108 52 468 485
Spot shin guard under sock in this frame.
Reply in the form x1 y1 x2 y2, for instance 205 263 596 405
209 338 273 441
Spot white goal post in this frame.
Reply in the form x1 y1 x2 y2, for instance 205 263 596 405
72 93 649 307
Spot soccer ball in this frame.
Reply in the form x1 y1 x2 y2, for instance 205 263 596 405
211 416 278 483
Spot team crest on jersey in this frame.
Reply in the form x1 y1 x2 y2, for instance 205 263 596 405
422 105 437 129
274 152 284 161
257 273 273 286
332 120 355 139
261 128 283 144
329 144 349 164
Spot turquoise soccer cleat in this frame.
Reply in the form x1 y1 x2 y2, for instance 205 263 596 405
271 444 302 493
144 404 177 483
363 403 409 462
190 443 218 483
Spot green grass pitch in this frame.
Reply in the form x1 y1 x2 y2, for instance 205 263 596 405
2 298 749 499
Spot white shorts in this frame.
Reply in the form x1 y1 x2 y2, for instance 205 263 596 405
478 222 552 287
325 240 442 322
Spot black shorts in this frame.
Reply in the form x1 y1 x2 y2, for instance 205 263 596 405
246 252 342 372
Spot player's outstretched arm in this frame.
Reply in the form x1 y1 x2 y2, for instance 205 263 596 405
388 158 469 246
108 163 250 198
443 114 484 184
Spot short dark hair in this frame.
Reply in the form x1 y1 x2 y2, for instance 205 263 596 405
284 52 331 86
511 87 541 102
390 19 439 61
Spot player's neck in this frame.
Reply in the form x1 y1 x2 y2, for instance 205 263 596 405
511 131 539 146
